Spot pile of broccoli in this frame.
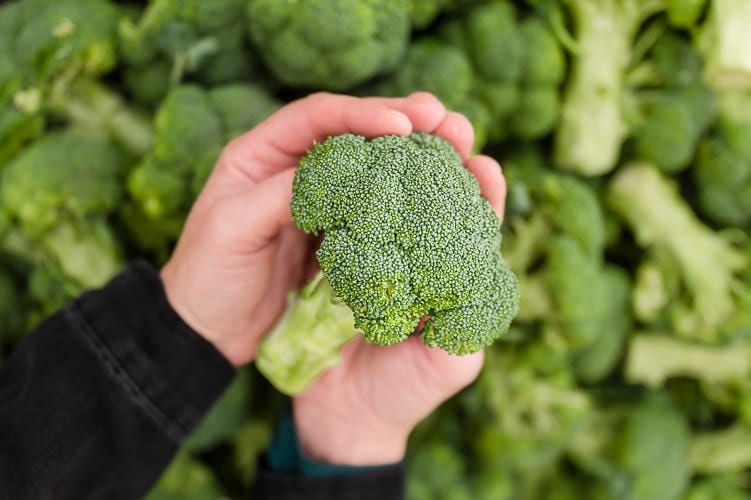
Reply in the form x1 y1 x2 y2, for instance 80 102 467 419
2 0 751 498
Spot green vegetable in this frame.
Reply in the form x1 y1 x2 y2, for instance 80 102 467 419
0 130 126 289
698 0 751 90
694 91 751 226
246 0 410 90
257 132 519 394
554 0 666 175
608 164 747 343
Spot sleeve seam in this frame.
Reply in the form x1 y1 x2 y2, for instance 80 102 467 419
64 303 187 443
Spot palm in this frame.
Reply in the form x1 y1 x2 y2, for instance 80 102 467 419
296 336 484 433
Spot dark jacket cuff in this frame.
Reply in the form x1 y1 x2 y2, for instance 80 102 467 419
74 260 235 442
251 455 405 500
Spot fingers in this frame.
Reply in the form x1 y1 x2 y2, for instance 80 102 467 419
366 92 447 133
431 111 475 161
466 155 507 222
222 93 415 180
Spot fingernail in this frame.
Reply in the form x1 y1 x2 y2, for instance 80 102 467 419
387 109 412 135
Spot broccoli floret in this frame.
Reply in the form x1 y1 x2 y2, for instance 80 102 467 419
246 0 410 91
608 164 747 343
13 0 120 82
127 83 281 223
508 87 560 140
694 91 751 227
256 133 519 394
570 265 632 383
119 0 249 102
0 130 126 289
504 16 566 140
630 86 715 172
467 332 591 478
628 34 717 173
554 0 666 175
0 0 122 162
665 0 707 28
407 441 474 500
206 84 282 141
698 0 751 90
145 452 225 500
517 17 566 87
1 131 124 236
465 0 523 83
368 38 474 110
613 394 692 500
409 0 449 29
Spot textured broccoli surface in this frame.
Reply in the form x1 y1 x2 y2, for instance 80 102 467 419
256 132 519 394
246 0 410 90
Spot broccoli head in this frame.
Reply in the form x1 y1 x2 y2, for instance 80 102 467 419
246 0 410 91
257 133 519 394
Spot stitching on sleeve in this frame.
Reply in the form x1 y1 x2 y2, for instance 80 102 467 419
64 303 187 443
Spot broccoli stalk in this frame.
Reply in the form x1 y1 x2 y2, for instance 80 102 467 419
256 272 358 395
698 0 751 90
608 164 747 343
554 0 664 175
51 79 154 157
255 133 519 395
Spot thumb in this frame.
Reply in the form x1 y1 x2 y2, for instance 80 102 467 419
217 168 297 248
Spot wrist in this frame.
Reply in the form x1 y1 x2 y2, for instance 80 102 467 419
292 400 408 466
159 260 249 367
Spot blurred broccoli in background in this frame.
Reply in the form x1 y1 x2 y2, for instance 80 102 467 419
119 0 256 106
0 130 127 292
695 91 751 227
608 164 747 344
126 83 281 249
246 0 410 91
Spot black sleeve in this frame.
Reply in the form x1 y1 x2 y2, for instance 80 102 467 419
0 261 235 500
250 457 406 500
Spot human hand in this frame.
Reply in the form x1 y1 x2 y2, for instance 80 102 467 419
291 106 508 465
160 92 466 366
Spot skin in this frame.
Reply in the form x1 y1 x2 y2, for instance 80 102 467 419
161 91 508 466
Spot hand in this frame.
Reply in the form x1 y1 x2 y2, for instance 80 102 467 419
160 92 460 366
292 108 508 465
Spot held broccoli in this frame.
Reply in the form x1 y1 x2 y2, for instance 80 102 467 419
257 133 519 394
246 0 410 91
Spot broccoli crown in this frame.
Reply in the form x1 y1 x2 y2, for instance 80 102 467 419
1 130 126 235
246 0 410 90
290 132 519 355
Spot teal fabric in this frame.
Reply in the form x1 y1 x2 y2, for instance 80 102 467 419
267 411 389 477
